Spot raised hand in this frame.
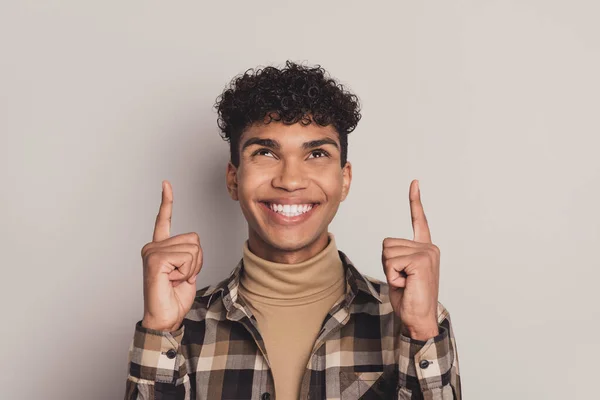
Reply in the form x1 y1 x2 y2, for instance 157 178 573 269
381 180 440 340
140 180 203 332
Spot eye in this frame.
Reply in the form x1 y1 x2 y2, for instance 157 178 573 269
308 149 330 159
252 148 275 158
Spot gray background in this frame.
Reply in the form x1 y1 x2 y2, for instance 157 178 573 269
1 1 599 399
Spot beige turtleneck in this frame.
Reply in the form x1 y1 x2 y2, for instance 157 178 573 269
237 233 345 400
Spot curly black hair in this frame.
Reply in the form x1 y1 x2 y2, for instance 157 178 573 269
214 60 361 168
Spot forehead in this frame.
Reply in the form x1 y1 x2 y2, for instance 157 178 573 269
240 121 340 147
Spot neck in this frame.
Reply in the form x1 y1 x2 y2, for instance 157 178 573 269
240 232 344 302
246 230 330 264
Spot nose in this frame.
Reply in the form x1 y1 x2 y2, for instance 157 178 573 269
272 160 309 192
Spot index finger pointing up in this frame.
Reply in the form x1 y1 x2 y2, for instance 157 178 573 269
409 179 432 243
153 180 173 242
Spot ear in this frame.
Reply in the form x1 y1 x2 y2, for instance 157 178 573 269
340 161 352 202
226 161 239 201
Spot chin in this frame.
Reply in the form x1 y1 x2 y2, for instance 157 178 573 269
256 226 324 252
266 231 313 251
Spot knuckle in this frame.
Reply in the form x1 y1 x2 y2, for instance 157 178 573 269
145 251 161 268
382 247 391 260
141 243 152 257
382 262 393 277
383 257 394 271
185 255 194 275
382 237 393 247
422 251 435 265
381 257 389 270
185 232 200 244
192 232 200 243
146 251 159 262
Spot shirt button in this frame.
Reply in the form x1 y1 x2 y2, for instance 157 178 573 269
419 360 430 369
166 349 177 359
261 393 271 400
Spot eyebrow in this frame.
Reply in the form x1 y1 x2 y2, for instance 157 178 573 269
241 137 340 152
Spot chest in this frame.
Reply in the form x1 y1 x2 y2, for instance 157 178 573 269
182 314 400 399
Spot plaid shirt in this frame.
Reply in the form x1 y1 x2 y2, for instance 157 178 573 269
125 250 461 400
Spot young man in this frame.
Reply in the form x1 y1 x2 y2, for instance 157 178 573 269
125 61 461 399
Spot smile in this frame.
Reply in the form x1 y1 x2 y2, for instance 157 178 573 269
268 202 314 216
260 202 319 223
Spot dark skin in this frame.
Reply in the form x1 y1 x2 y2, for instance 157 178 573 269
225 121 352 264
226 120 440 339
141 120 440 340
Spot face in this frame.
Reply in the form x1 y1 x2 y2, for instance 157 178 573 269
226 121 352 262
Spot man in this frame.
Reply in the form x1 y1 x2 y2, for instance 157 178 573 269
125 61 461 399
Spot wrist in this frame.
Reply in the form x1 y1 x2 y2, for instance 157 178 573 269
141 317 182 332
402 318 439 341
407 325 439 341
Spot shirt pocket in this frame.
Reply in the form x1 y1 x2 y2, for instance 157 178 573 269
339 370 388 400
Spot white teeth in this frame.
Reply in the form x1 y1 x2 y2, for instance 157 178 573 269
267 203 314 217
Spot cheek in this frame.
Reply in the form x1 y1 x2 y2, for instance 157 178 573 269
237 169 269 201
314 171 344 200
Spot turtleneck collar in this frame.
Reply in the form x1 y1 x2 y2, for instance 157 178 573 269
239 232 345 305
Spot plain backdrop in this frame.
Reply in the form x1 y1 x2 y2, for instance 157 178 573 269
1 1 599 399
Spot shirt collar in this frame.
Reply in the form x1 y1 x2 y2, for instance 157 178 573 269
201 250 382 309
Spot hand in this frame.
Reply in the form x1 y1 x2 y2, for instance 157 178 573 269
381 180 440 341
140 180 203 332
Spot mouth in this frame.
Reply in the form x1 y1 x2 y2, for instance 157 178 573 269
259 201 320 224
